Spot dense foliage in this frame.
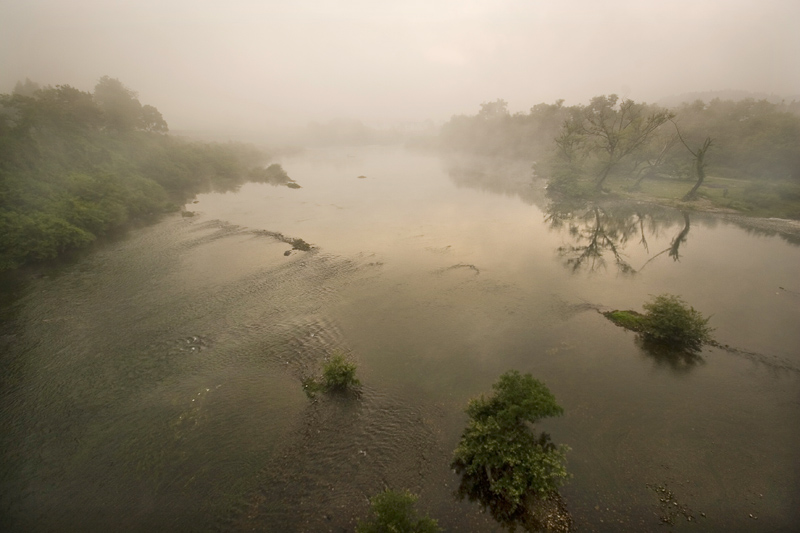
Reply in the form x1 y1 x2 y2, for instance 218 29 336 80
640 294 713 352
0 78 266 271
356 489 441 533
452 371 569 528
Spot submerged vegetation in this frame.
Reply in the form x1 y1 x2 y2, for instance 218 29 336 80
0 77 279 271
452 370 570 531
356 489 441 533
440 95 800 218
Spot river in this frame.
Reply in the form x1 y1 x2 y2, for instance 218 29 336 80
1 146 799 532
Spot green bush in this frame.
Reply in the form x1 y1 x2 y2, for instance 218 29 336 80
322 352 360 391
640 294 713 351
451 371 569 525
356 489 441 533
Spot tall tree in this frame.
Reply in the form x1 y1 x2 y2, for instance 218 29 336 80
93 76 143 132
140 104 168 133
12 78 40 97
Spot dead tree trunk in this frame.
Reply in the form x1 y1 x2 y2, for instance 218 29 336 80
681 137 712 201
671 120 713 201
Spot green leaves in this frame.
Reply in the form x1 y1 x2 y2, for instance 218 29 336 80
0 78 268 271
322 352 361 391
640 294 713 352
303 352 361 398
466 370 564 427
452 371 569 526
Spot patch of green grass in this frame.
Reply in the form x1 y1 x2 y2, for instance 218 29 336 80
699 180 800 219
633 176 696 201
618 175 800 219
603 310 646 332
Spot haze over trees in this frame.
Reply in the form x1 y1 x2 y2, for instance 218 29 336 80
0 77 267 271
439 94 800 217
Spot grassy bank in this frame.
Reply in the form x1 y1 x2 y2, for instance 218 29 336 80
604 175 800 220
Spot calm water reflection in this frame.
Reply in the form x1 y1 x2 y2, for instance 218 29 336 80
1 146 798 532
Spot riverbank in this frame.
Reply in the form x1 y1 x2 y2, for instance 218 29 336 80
611 173 800 221
555 174 800 244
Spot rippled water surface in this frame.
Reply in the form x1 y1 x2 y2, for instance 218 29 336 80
2 146 799 532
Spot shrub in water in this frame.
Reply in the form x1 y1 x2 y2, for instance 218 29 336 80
321 352 360 391
640 294 713 351
451 371 569 526
356 489 441 533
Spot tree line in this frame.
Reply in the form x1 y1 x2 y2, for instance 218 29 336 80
0 77 269 271
439 95 800 212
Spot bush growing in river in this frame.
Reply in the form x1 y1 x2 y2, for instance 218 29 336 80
640 294 713 352
322 352 360 391
451 371 569 528
303 352 361 397
356 489 441 533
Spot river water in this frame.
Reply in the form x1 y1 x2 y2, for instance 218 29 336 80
1 146 799 532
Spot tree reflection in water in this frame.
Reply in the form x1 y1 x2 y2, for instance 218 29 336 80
635 336 706 373
455 466 572 533
546 201 692 275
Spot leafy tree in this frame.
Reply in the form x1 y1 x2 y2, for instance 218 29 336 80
452 371 569 529
140 104 168 133
356 489 441 533
440 99 569 160
478 99 510 120
93 76 143 132
558 95 675 191
12 78 41 97
464 370 564 427
640 294 713 352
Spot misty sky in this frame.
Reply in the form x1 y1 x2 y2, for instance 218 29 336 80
2 0 799 133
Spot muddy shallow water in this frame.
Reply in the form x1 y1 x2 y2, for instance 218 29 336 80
1 146 799 532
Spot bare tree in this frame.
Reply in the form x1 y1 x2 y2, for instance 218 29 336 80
671 119 713 201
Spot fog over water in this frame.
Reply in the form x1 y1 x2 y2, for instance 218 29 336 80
2 0 799 135
2 2 800 532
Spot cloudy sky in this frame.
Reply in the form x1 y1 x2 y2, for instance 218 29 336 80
2 0 798 133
